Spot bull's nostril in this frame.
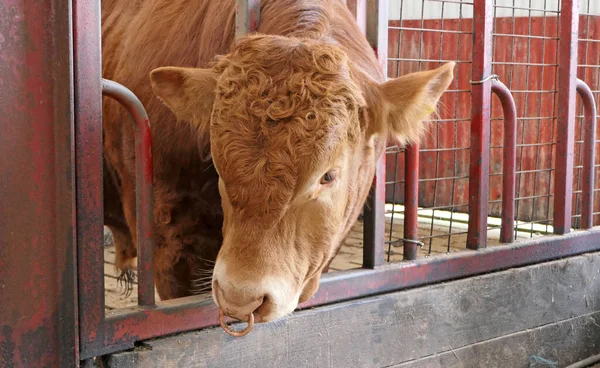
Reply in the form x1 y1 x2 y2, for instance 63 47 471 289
252 295 266 314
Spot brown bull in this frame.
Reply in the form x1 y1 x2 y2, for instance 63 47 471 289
101 0 455 323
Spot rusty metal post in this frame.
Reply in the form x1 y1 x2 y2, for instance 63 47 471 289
467 0 494 249
74 0 106 360
575 78 597 229
363 0 388 268
491 79 518 243
0 0 78 365
236 0 261 39
554 0 579 234
403 145 420 260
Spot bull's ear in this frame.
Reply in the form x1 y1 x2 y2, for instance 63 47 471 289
378 62 455 146
149 66 217 123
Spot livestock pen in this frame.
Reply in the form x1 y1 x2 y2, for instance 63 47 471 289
2 0 600 367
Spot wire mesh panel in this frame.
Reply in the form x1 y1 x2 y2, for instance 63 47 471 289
575 0 600 227
489 0 561 239
385 0 475 260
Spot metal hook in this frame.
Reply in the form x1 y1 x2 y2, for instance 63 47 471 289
469 74 500 85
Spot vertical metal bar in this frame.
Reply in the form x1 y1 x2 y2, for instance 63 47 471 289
236 0 261 39
491 80 517 243
363 0 388 268
366 0 388 78
554 0 579 234
349 0 367 35
101 80 155 307
467 0 494 249
0 0 77 365
74 0 105 356
403 145 419 260
575 78 597 229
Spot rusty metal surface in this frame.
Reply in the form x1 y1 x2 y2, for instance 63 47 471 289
101 79 155 307
74 0 105 362
74 0 600 361
0 0 77 366
491 79 518 243
554 0 579 234
467 0 494 249
575 78 597 229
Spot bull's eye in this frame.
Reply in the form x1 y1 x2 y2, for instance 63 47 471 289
320 171 337 185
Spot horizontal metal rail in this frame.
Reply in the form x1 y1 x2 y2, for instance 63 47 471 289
80 227 600 359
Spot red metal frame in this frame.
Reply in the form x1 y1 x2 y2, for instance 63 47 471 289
3 0 600 365
468 0 494 249
0 0 78 366
491 79 518 243
403 145 420 260
101 79 155 307
554 0 580 234
575 78 597 229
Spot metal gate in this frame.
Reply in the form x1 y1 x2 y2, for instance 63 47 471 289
1 0 600 366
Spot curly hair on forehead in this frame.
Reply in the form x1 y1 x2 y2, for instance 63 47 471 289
208 34 366 225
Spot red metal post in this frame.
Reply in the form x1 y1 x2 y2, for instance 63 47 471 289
467 0 494 249
102 80 155 307
575 78 597 229
491 80 518 243
0 0 78 365
363 0 388 268
403 145 420 260
554 0 579 234
74 0 105 360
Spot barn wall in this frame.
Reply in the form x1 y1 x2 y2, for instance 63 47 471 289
388 0 600 20
385 6 600 226
104 251 600 368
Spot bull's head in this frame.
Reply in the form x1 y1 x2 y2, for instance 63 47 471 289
149 34 454 323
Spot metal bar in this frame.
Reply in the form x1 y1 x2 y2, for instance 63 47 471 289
102 79 155 307
362 0 388 268
83 227 600 359
554 0 579 234
403 145 419 260
0 0 77 364
74 0 105 357
490 80 517 243
575 78 597 229
467 0 493 249
347 0 367 35
236 0 261 39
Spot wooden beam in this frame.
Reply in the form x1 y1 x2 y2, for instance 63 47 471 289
105 251 600 367
394 312 600 368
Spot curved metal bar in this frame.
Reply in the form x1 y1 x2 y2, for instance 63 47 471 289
491 79 517 243
575 78 597 230
102 78 155 307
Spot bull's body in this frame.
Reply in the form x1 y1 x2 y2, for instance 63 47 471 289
101 0 454 323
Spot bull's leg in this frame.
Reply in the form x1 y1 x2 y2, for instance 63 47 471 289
104 157 138 295
108 224 137 296
115 175 142 294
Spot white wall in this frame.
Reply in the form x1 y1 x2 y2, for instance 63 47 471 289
388 0 600 20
